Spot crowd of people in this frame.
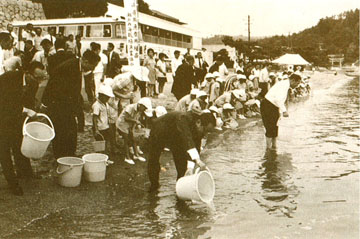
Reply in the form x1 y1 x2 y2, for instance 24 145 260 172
0 22 311 195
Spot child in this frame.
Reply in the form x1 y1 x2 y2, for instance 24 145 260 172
92 85 115 155
209 105 223 130
116 97 153 164
200 73 214 94
222 103 238 129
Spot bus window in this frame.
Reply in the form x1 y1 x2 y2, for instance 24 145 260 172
139 46 143 54
64 25 77 37
77 26 84 37
86 25 103 38
115 23 126 38
104 24 111 37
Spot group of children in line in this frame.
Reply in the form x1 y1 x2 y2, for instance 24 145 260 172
90 62 311 165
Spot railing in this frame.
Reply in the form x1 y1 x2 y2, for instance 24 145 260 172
143 34 192 49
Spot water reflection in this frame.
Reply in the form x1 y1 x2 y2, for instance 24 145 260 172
257 149 298 218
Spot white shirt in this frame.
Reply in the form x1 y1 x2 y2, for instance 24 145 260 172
92 100 110 131
265 79 290 113
219 63 229 80
32 50 53 70
43 34 56 44
93 52 108 74
171 57 183 76
259 67 269 83
22 30 35 43
156 60 166 78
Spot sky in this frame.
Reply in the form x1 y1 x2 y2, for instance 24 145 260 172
144 0 359 37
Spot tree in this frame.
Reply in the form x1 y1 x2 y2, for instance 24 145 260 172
35 0 108 18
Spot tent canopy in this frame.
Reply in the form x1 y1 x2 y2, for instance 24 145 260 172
272 53 311 65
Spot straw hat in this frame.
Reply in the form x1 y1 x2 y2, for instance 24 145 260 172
138 97 153 117
223 103 235 110
98 84 115 98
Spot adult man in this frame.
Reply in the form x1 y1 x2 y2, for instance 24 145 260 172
0 60 47 196
44 28 56 45
23 40 37 71
0 32 14 76
209 55 223 73
194 52 208 85
4 23 18 49
92 43 108 96
171 50 183 78
21 23 35 45
106 43 121 78
147 111 216 191
171 55 196 100
33 27 44 51
42 49 100 159
32 39 53 71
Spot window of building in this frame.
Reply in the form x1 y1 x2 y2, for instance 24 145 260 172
115 23 126 38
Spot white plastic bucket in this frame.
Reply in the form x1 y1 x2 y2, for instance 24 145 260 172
83 153 112 182
21 113 55 159
92 134 105 152
56 157 85 187
176 168 215 204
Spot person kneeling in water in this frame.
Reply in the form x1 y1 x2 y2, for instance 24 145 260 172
147 111 216 191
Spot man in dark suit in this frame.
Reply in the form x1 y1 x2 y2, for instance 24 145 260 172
106 42 121 78
194 52 209 86
171 55 197 101
0 60 47 196
42 49 100 159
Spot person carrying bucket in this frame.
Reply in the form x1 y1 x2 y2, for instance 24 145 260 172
147 111 216 192
0 60 48 196
92 84 116 156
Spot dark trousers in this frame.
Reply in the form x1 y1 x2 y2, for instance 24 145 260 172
76 96 85 131
84 74 95 103
49 108 77 159
147 141 188 188
0 129 33 187
260 99 280 138
137 80 147 98
259 82 269 98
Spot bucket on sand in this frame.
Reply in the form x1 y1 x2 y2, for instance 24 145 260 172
21 113 55 159
176 168 215 204
92 134 106 152
56 157 85 187
82 153 113 182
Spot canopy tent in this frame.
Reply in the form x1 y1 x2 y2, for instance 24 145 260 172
272 54 311 65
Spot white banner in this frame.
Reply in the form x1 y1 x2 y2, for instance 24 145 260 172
124 0 140 67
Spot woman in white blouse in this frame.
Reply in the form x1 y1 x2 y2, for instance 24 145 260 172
156 53 167 94
260 73 301 150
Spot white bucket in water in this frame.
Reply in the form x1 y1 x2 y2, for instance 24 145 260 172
21 113 55 159
56 157 85 187
176 168 215 204
83 153 112 182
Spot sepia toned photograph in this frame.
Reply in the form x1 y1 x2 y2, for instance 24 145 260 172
0 0 359 238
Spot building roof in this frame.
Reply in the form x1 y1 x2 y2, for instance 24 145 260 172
272 53 311 65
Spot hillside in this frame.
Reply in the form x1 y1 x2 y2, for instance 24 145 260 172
257 9 359 65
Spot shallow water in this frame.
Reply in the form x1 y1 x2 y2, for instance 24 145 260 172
7 73 359 238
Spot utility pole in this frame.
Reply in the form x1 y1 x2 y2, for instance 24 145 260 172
248 15 250 43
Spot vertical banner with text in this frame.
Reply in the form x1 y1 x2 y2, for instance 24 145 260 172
124 0 140 67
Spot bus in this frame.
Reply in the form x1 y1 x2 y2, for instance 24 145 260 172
12 10 202 62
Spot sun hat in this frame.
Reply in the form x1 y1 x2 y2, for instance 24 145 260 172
190 88 199 95
122 66 150 82
138 97 153 117
269 72 276 77
249 75 255 81
223 103 235 110
205 73 214 79
98 84 115 98
212 71 221 78
196 90 207 98
155 106 167 117
209 105 219 113
237 74 246 80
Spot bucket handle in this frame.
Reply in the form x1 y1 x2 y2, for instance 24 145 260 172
23 113 55 136
56 165 73 175
94 133 105 141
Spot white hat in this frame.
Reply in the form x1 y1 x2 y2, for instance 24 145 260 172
202 109 211 114
282 74 289 80
98 84 115 98
155 106 167 117
103 77 114 87
237 74 246 80
269 72 276 77
249 75 255 81
123 66 150 82
138 97 153 117
196 90 207 98
205 73 214 79
223 103 235 110
212 71 221 78
209 105 219 113
190 88 199 95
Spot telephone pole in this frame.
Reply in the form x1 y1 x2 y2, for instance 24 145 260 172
248 15 251 43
